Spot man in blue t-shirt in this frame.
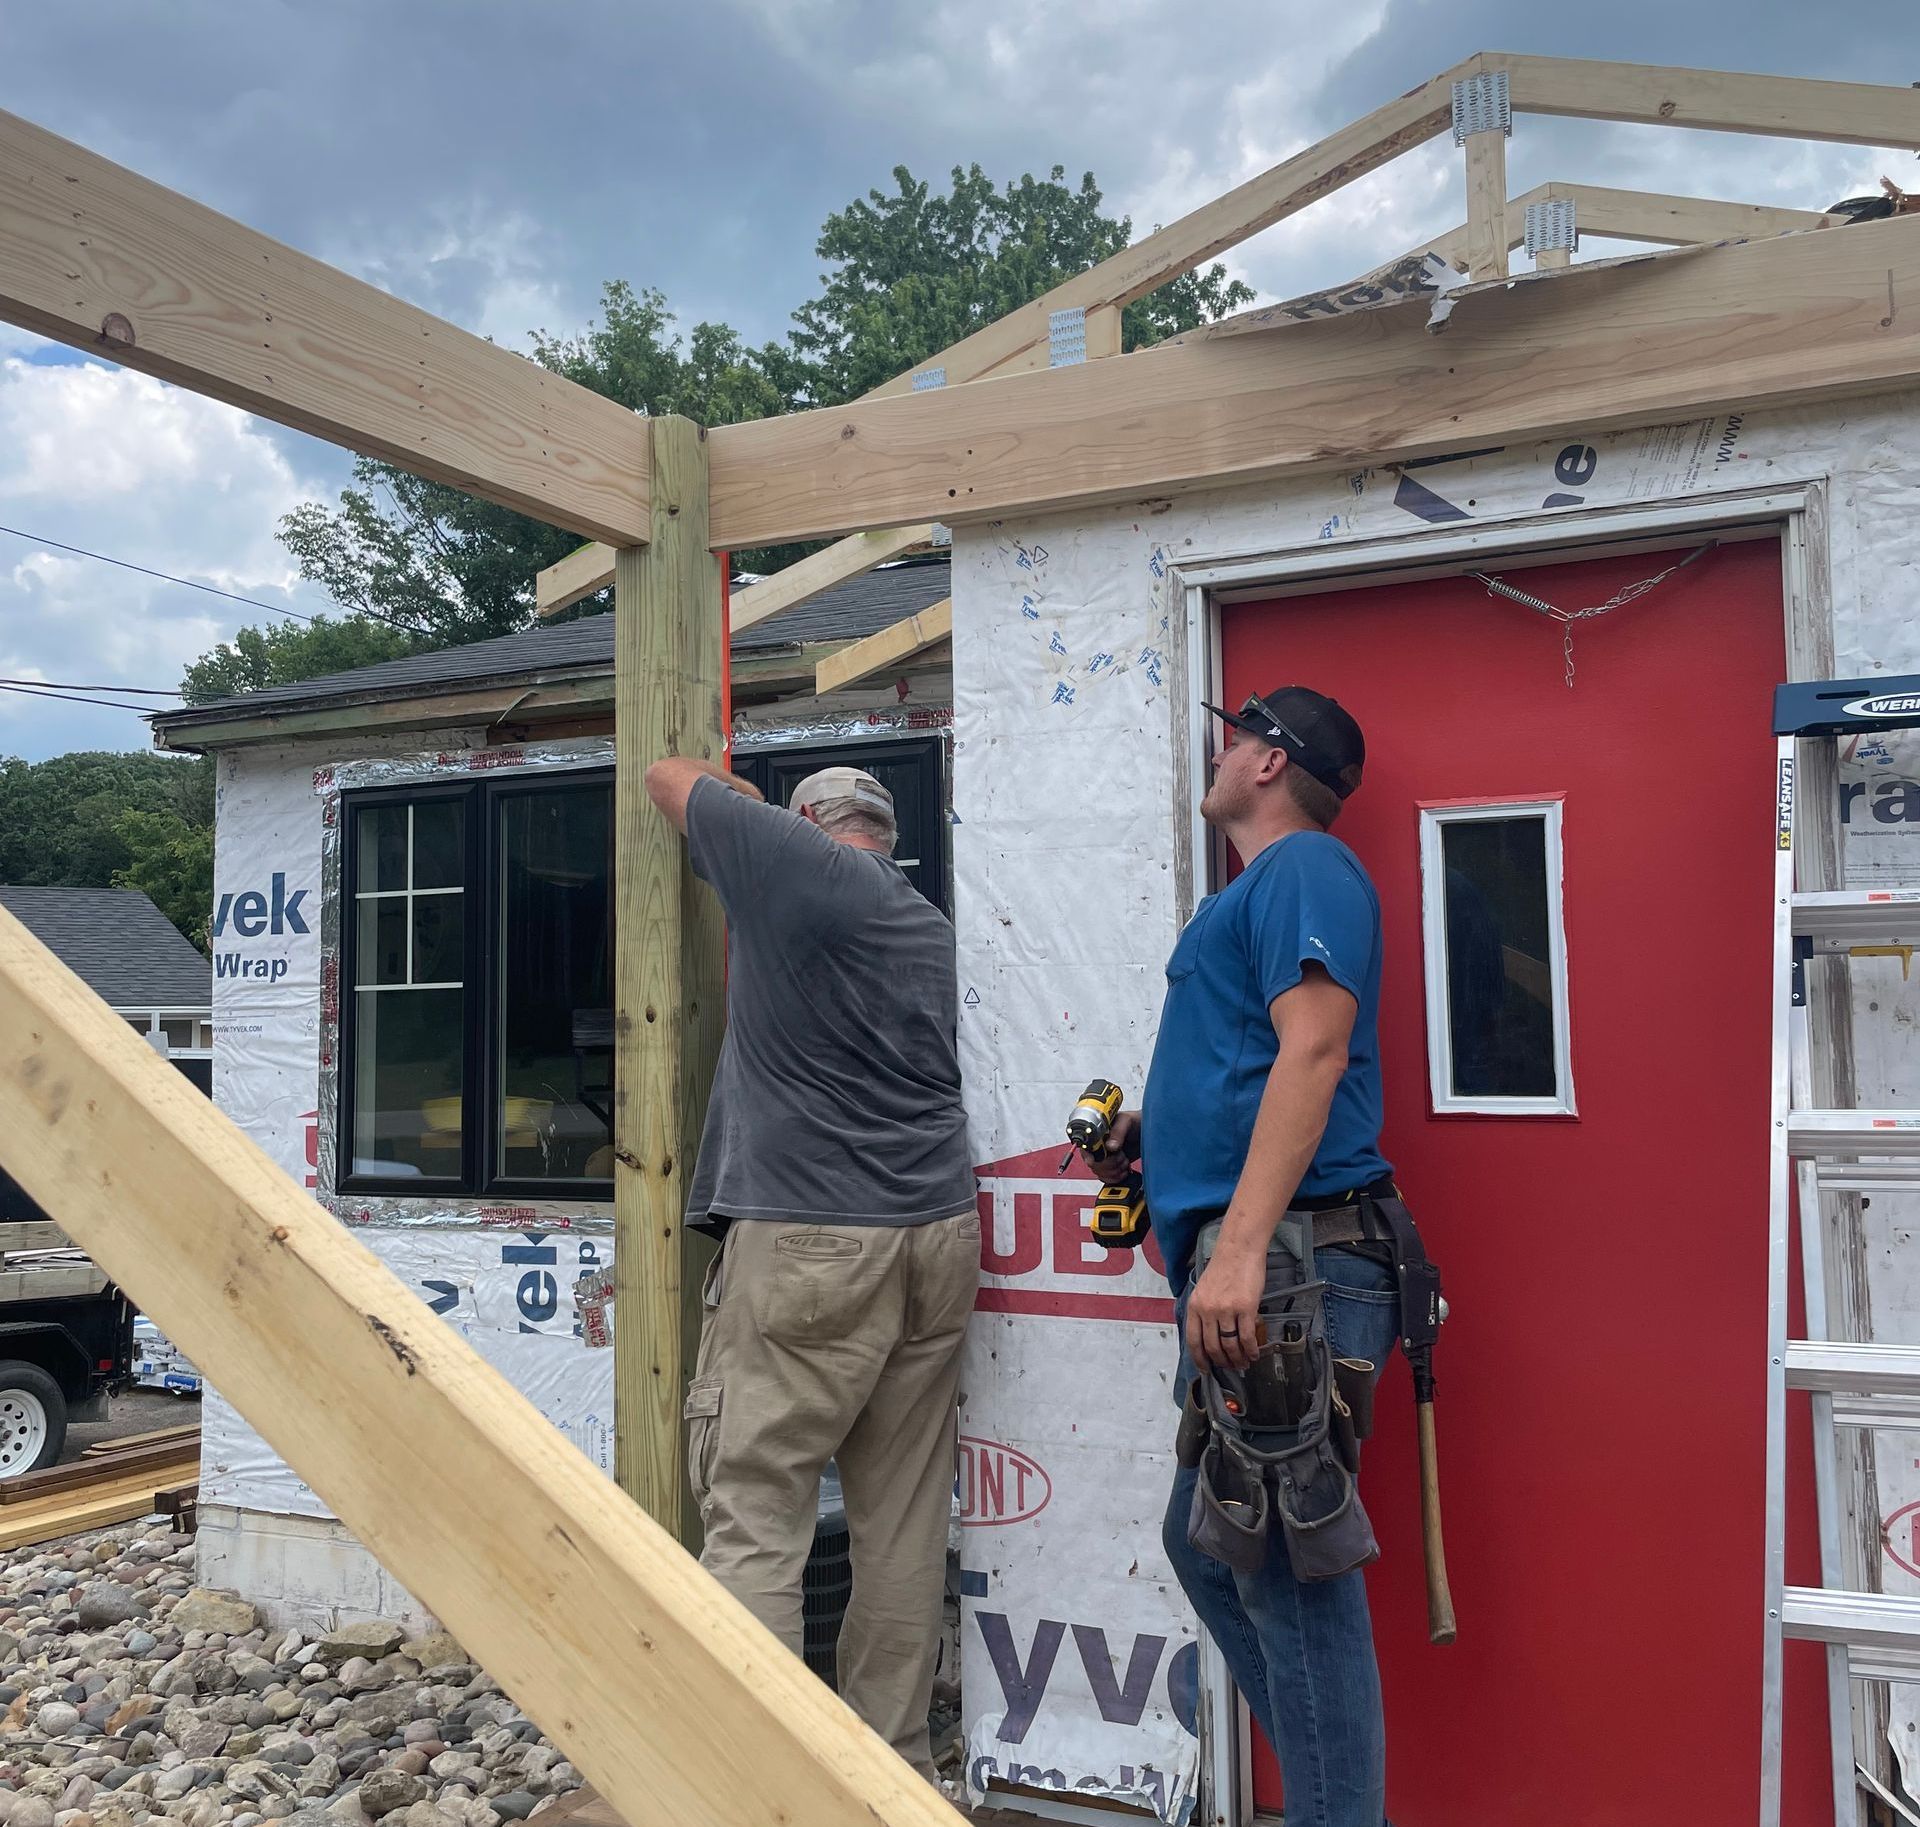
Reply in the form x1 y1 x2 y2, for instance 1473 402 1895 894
1082 685 1396 1827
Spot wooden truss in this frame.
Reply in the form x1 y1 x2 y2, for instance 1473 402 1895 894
2 51 1918 1825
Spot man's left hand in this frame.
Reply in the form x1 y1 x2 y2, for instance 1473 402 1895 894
1187 1244 1264 1373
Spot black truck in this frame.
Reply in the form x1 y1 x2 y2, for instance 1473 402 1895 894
0 1170 137 1477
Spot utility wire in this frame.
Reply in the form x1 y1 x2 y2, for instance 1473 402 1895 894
0 521 437 639
0 677 184 698
0 679 171 715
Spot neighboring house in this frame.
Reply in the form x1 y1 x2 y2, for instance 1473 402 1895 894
146 556 954 1624
0 886 212 1225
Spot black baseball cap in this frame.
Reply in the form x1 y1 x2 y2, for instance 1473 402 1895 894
1203 686 1366 799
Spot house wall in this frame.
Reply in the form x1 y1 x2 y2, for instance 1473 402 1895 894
202 731 620 1630
948 393 1920 1818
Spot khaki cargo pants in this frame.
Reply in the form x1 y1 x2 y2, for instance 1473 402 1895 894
687 1209 980 1775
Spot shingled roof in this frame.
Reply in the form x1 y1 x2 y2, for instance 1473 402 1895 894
151 556 951 742
0 887 210 1008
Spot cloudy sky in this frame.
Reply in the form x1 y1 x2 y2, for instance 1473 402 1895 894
1 0 1913 761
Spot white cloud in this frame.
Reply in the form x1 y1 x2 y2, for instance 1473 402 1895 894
0 357 334 761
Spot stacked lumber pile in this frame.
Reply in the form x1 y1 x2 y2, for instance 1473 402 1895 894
0 1422 198 1549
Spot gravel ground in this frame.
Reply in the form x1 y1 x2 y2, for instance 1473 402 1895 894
0 1523 583 1827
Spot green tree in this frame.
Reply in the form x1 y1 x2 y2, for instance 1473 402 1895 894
0 751 215 947
113 804 216 954
180 615 421 707
787 164 1254 404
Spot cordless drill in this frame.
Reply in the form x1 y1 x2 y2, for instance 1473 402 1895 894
1061 1079 1150 1249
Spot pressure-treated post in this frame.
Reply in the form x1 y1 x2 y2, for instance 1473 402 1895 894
612 415 726 1542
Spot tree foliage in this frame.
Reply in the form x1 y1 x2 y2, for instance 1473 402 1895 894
0 751 215 949
180 615 422 707
789 164 1253 403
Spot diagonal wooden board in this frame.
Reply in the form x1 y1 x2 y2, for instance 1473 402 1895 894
0 904 960 1827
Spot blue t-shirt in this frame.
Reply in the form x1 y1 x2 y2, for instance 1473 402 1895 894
1141 830 1391 1293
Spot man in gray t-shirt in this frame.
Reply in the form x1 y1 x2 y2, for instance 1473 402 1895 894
644 755 978 1778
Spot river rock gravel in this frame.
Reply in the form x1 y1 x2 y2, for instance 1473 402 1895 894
0 1527 581 1827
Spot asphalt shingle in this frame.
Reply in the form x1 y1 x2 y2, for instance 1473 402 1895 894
0 887 210 1007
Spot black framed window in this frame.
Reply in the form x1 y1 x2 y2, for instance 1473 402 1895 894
340 774 613 1196
732 736 948 912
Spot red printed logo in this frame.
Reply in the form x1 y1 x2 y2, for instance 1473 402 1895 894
971 1145 1174 1325
1885 1499 1920 1579
957 1436 1052 1526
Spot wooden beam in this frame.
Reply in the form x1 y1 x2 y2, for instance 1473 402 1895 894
612 417 726 1542
1552 182 1839 247
536 543 619 619
1461 130 1510 283
0 905 958 1827
705 215 1920 548
1503 53 1920 148
0 110 649 546
539 525 934 625
813 600 953 694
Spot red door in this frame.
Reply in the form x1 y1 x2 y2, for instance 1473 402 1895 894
1219 539 1825 1825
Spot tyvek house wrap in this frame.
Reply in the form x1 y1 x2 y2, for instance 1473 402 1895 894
950 393 1920 1817
202 738 618 1534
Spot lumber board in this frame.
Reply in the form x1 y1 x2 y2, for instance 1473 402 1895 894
82 1422 201 1456
814 601 953 695
612 419 726 1544
0 1486 165 1552
1 1444 197 1502
1555 183 1837 247
535 543 621 619
0 110 648 546
1461 131 1510 283
1503 53 1920 149
0 903 959 1827
706 214 1920 548
539 523 932 627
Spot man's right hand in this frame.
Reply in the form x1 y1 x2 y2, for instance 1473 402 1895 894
1080 1109 1141 1183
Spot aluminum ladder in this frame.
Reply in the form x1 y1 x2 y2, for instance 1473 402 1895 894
1766 676 1920 1826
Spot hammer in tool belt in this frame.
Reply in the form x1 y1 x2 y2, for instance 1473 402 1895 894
1377 1196 1456 1645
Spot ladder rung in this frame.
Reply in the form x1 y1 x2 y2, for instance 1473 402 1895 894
1782 1587 1920 1656
1789 1111 1920 1157
1785 1340 1920 1395
1814 1161 1920 1193
1792 889 1920 948
1786 1342 1920 1425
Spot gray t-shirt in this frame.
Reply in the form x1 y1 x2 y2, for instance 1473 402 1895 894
683 774 975 1233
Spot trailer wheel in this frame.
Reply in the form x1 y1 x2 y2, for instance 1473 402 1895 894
0 1362 66 1478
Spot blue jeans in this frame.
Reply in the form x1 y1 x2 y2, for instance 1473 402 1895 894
1165 1248 1401 1827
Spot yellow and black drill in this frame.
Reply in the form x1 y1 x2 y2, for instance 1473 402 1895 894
1061 1078 1150 1249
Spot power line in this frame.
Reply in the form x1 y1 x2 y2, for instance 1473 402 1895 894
0 522 436 639
0 679 168 716
0 677 183 698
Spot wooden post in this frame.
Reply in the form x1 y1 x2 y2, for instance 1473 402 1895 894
1462 129 1510 282
613 415 727 1541
1536 245 1572 269
1087 304 1124 361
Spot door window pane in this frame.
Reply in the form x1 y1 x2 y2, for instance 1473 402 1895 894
1421 803 1572 1113
357 804 410 892
495 785 614 1181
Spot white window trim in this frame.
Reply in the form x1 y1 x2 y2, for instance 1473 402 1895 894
1418 796 1575 1117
